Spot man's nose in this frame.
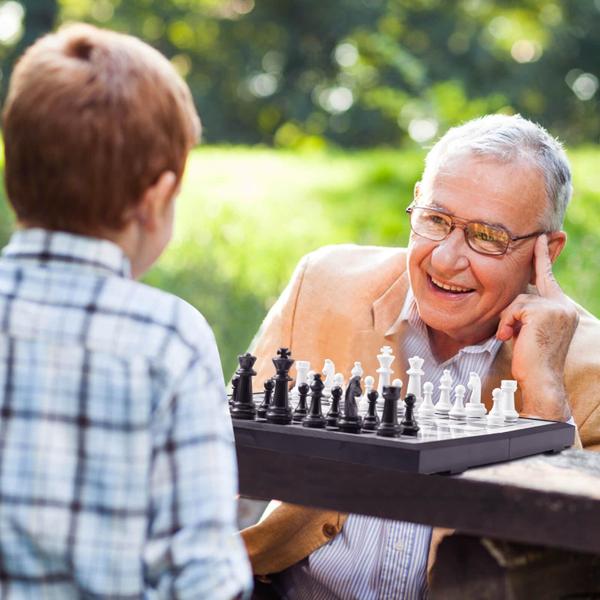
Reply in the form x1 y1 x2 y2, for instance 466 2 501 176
430 228 470 271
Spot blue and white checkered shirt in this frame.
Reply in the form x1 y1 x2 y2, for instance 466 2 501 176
279 289 502 600
0 229 252 599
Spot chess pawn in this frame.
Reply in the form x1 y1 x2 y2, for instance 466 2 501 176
291 360 310 407
361 389 380 432
256 378 275 420
465 371 487 418
449 384 467 420
376 385 401 438
418 381 436 420
435 369 453 416
326 384 343 428
406 356 425 408
351 361 364 381
359 375 375 416
376 346 395 397
230 353 257 420
229 375 240 407
487 388 506 426
302 373 327 429
333 372 345 411
292 382 310 422
266 347 294 425
501 379 519 422
338 375 363 434
400 393 420 436
392 378 405 417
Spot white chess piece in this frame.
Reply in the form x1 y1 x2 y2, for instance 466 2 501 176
418 381 436 420
322 359 335 397
449 384 467 420
376 346 395 397
465 371 487 418
406 356 424 408
435 369 453 416
501 379 519 422
487 388 505 426
351 361 364 380
392 378 405 416
291 360 310 407
359 375 375 416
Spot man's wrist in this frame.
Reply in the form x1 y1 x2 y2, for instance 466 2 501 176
519 377 572 422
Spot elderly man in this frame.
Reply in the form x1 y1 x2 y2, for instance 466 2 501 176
242 114 600 599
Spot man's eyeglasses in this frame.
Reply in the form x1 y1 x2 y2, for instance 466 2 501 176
406 205 546 256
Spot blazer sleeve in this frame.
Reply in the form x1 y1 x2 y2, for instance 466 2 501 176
249 253 311 384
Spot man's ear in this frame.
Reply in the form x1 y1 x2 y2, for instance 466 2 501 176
135 171 178 231
547 230 567 264
414 181 422 202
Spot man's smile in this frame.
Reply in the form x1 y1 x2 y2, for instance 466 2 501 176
428 274 475 295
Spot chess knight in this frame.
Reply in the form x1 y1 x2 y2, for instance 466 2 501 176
242 115 600 597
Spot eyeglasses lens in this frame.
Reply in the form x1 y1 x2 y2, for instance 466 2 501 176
410 207 509 256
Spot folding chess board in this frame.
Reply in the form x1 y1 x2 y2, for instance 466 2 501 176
232 395 575 475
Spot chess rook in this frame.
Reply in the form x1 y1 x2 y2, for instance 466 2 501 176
501 379 519 422
376 385 401 437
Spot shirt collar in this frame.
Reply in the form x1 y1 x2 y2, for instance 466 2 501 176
399 287 502 357
2 228 132 278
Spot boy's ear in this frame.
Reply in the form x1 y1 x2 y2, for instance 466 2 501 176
135 171 178 230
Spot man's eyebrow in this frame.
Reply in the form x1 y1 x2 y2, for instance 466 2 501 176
425 201 510 230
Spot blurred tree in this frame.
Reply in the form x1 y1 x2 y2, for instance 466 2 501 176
0 0 598 145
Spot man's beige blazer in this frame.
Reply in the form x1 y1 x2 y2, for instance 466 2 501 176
241 244 600 577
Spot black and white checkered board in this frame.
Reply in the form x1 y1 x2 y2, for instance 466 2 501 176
232 395 575 474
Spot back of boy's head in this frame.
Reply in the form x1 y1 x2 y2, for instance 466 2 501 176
2 23 200 235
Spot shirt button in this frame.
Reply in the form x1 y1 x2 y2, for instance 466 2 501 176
322 523 337 538
394 541 404 552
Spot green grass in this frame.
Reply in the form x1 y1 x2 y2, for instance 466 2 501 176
1 145 599 377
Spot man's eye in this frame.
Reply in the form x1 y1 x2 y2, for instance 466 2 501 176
473 230 497 242
425 214 447 226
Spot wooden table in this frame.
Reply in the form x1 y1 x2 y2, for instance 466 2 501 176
236 440 600 598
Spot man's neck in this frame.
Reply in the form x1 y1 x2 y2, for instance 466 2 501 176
427 326 495 364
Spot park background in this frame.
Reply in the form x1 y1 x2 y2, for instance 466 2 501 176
0 0 598 377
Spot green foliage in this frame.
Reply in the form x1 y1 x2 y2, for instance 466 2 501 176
2 1 598 145
0 145 599 376
139 146 599 376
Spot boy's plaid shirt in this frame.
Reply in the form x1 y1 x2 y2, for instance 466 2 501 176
0 229 251 599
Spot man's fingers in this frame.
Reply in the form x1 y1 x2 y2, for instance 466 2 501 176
534 234 562 298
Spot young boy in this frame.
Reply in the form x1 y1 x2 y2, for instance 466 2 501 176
0 24 251 598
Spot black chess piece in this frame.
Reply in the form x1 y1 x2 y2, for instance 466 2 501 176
362 389 380 432
229 374 240 407
266 347 294 425
230 352 257 420
302 373 326 429
256 378 275 420
338 375 363 434
401 393 420 436
326 385 342 428
293 382 310 422
376 385 401 437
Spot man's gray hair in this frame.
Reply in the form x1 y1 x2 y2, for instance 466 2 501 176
422 114 572 230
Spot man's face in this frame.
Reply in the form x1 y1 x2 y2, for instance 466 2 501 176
407 154 549 346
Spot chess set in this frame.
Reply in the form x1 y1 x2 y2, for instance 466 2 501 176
230 348 575 475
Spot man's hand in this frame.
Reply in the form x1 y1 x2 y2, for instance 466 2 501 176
496 234 578 421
